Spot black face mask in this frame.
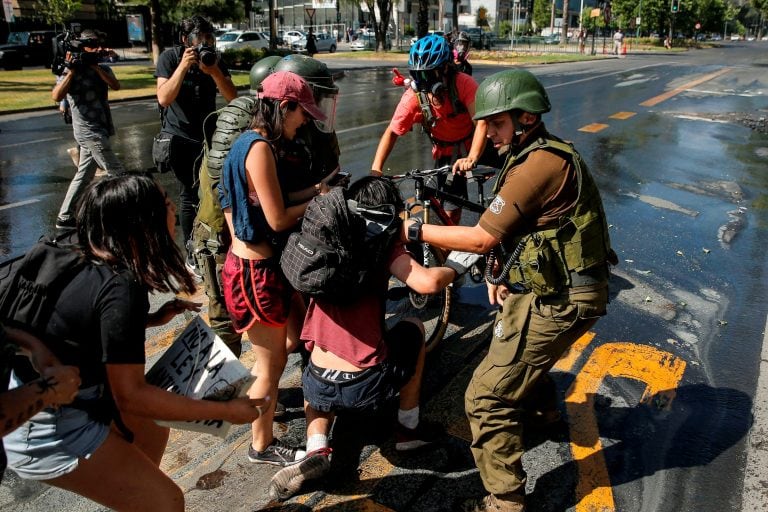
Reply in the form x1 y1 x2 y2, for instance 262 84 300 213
409 69 443 93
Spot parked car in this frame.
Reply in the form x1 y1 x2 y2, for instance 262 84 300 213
0 30 56 70
409 30 445 46
282 30 306 46
464 27 492 50
217 30 269 51
350 33 392 51
292 32 337 53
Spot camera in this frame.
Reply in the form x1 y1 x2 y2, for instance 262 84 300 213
51 30 104 76
194 44 217 66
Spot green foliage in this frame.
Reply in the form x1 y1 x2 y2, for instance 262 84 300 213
403 24 415 37
34 0 81 26
161 0 246 24
498 20 512 37
533 0 552 32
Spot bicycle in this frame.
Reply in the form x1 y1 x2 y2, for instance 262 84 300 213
385 165 498 352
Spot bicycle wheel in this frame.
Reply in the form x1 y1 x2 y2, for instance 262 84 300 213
386 242 451 352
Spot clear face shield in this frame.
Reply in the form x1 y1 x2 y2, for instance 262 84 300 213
454 40 469 60
312 85 338 133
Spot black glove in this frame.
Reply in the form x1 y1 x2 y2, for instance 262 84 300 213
444 251 482 277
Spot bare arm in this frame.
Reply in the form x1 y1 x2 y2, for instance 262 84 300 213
201 61 237 102
371 129 400 175
107 364 265 424
156 47 196 107
247 141 309 232
389 252 455 294
93 64 120 90
407 221 500 254
0 366 81 436
52 71 74 102
453 102 489 172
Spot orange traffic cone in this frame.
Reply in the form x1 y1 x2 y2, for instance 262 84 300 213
621 43 627 56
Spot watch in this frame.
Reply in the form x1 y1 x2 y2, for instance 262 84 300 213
407 219 423 242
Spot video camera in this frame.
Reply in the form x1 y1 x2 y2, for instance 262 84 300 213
51 28 105 76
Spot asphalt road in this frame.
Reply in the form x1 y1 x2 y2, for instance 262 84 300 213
1 42 768 511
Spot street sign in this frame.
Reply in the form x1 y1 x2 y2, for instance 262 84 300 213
305 7 316 19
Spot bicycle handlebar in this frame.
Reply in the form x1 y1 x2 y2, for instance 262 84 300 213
389 165 498 181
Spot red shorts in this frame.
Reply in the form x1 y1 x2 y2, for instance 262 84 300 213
222 251 293 333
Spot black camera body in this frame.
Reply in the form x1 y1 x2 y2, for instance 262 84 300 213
194 44 217 66
52 31 103 75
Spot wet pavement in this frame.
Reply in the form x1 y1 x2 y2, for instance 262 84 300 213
2 42 768 511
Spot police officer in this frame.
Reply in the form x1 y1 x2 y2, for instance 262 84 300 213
403 69 616 511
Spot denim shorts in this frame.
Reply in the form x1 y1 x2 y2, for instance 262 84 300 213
4 377 110 481
302 320 422 413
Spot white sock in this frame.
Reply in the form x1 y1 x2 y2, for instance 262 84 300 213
398 406 420 429
306 433 329 454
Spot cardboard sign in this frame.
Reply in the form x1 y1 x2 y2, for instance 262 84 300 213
145 316 254 438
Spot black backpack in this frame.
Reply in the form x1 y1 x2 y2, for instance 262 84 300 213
0 232 85 337
280 187 400 303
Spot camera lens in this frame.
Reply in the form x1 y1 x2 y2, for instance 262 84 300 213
199 49 216 66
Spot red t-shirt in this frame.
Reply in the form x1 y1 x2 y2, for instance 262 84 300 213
301 242 408 367
388 73 478 159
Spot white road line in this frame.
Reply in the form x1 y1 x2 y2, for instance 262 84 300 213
337 120 389 134
0 136 63 150
0 197 41 211
546 63 678 89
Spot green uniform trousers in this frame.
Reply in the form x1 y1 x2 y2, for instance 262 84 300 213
465 285 608 495
191 221 243 358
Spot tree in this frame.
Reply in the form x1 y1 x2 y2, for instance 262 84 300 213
533 0 552 32
417 0 430 38
362 0 394 51
34 0 81 31
477 6 490 27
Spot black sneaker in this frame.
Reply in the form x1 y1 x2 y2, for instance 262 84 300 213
247 438 306 466
268 447 332 501
394 419 443 451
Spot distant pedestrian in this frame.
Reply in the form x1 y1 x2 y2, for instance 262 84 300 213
664 36 672 49
578 29 586 54
306 28 318 56
613 28 624 54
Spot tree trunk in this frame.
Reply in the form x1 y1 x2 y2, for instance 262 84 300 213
150 0 162 64
417 0 429 38
376 0 392 51
561 0 569 42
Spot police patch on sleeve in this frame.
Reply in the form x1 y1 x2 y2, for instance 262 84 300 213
489 195 505 215
494 320 504 339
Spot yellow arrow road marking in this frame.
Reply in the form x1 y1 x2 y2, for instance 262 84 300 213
564 342 687 512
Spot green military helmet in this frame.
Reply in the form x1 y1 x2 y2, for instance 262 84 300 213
473 69 551 121
249 55 282 95
273 54 338 95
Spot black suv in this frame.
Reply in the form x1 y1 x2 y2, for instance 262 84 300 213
0 31 56 70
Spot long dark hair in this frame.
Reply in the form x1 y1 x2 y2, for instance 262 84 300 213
76 174 195 294
249 98 300 145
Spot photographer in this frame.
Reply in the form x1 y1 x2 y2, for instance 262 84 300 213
52 29 124 231
155 15 237 276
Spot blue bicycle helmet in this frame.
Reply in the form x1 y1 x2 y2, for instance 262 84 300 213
408 33 452 71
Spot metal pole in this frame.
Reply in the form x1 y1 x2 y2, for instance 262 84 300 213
636 0 642 38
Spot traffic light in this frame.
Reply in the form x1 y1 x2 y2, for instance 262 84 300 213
671 0 680 13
